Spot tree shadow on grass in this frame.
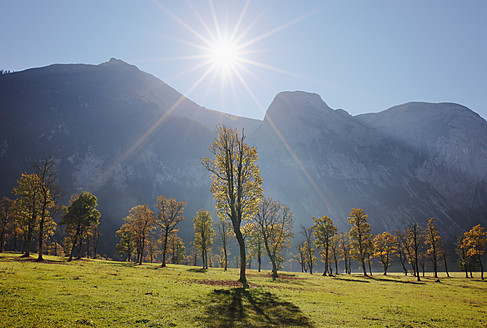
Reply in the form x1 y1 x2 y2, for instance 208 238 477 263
331 276 370 283
200 288 313 328
369 276 425 285
187 268 208 273
101 261 138 268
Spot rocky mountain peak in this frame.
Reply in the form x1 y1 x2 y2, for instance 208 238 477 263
264 91 334 123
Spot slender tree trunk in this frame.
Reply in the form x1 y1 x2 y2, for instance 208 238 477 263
201 247 205 269
0 226 5 253
361 258 367 276
21 224 34 258
308 247 313 274
257 251 261 272
68 227 81 262
399 253 408 276
77 238 83 260
94 229 99 259
479 255 484 280
432 249 438 278
138 235 145 265
161 230 169 267
224 243 228 271
36 204 48 261
368 258 373 276
443 255 449 278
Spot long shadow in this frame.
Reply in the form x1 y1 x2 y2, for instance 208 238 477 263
331 276 370 283
100 261 138 268
201 288 313 327
369 276 425 285
187 268 208 273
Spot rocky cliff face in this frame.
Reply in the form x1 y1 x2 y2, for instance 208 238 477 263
251 91 487 236
1 61 485 255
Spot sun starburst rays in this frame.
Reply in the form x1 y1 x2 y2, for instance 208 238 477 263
99 1 332 214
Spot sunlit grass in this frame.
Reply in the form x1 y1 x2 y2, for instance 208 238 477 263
0 253 486 327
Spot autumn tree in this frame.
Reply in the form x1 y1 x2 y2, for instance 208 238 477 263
215 217 233 271
424 218 442 278
301 225 316 274
373 231 397 275
438 239 450 278
245 222 265 272
32 155 63 261
461 224 487 280
60 192 101 262
168 231 185 264
348 208 373 276
254 197 294 279
202 124 263 287
0 197 14 253
145 232 160 264
155 195 185 268
13 173 42 257
329 234 341 275
193 210 215 269
312 216 337 276
456 234 472 278
123 205 155 265
296 241 306 272
116 223 136 261
394 230 410 275
338 232 352 274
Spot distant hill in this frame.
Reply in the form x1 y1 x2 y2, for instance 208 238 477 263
1 60 486 256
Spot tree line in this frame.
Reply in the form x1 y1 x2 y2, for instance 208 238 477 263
1 126 486 285
0 155 101 262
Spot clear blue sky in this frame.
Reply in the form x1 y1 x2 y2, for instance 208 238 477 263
2 1 486 120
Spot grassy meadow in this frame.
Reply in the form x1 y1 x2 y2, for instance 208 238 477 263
0 253 486 327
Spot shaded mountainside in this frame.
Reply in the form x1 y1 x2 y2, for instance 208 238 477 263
1 60 486 256
0 59 259 254
252 92 487 236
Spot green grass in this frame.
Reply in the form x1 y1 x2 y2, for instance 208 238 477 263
0 253 486 327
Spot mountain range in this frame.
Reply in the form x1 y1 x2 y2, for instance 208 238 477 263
1 58 486 256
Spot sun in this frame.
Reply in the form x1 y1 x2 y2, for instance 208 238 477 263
209 40 240 72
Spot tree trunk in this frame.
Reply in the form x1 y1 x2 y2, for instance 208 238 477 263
161 230 169 267
399 253 408 276
257 251 261 272
224 243 228 271
368 259 373 276
0 225 5 253
94 229 99 259
68 231 79 262
479 254 484 280
21 224 34 258
235 229 248 287
323 248 329 276
432 249 438 278
201 247 205 269
77 238 83 260
443 255 449 278
308 249 313 274
361 258 367 276
138 235 145 265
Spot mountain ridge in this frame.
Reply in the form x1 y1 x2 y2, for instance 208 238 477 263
1 59 486 256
